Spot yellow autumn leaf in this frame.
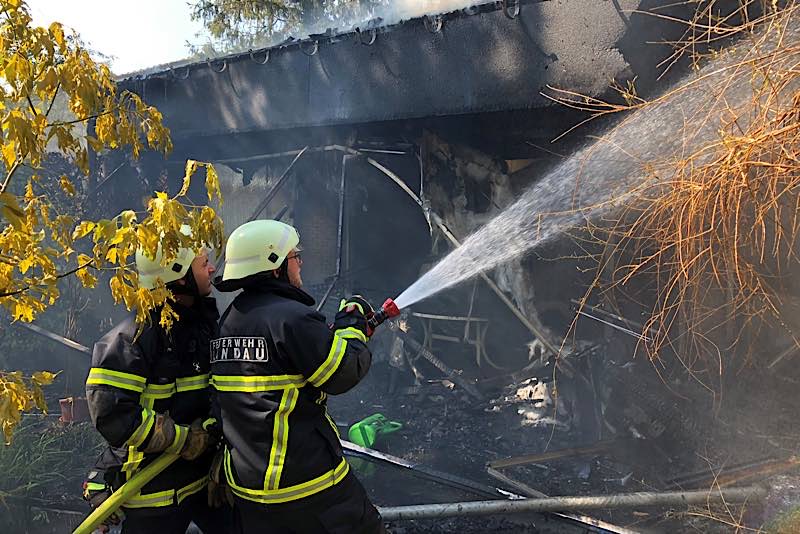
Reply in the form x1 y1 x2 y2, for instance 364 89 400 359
17 255 35 274
11 301 34 322
205 164 222 204
76 267 98 288
72 220 95 240
0 396 17 444
2 140 17 167
0 1 200 439
59 175 75 196
32 384 46 413
2 204 24 230
48 22 66 49
185 159 198 182
178 162 194 197
120 210 137 227
32 371 58 386
75 253 97 288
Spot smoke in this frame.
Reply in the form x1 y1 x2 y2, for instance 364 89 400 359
302 0 485 36
382 1 484 22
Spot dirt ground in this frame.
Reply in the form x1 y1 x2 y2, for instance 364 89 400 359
6 341 800 533
328 346 800 534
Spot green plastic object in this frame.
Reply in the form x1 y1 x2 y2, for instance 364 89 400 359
348 413 403 448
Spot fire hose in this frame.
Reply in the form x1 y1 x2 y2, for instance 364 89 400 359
72 452 180 534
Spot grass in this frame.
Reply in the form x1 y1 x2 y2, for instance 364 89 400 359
0 417 104 532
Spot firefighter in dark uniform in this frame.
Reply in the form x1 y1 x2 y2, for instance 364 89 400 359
211 219 385 534
84 230 231 533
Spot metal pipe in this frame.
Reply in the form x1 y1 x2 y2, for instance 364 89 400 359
16 322 91 355
339 146 560 357
342 440 509 500
273 205 289 221
768 343 800 368
316 154 349 312
209 143 560 355
246 147 308 223
205 144 410 165
86 162 127 198
378 485 768 521
335 155 348 280
576 310 651 342
343 440 636 534
316 277 339 312
400 333 484 400
215 147 307 271
358 148 407 155
667 457 800 489
204 148 308 164
570 299 657 338
485 468 638 534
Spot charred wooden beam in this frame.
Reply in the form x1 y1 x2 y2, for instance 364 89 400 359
488 440 620 470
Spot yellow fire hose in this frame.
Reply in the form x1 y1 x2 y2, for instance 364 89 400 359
72 452 180 534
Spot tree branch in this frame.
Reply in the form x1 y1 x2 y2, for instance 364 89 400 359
44 82 61 119
48 109 116 127
25 95 36 116
0 160 22 195
0 261 93 298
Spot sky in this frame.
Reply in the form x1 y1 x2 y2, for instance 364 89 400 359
28 0 206 75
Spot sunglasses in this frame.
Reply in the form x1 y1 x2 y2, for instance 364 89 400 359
287 252 302 264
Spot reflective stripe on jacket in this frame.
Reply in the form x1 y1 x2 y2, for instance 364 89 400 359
86 298 219 508
212 277 371 504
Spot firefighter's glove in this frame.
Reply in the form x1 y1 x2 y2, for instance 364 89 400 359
208 448 234 508
141 413 177 453
181 418 211 461
82 476 124 533
334 295 374 338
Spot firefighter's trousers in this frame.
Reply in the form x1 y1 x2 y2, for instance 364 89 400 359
121 491 235 534
235 471 385 534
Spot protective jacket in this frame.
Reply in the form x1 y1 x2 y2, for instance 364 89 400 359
211 276 371 504
86 299 219 509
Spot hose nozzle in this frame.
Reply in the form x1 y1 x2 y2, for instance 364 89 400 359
367 298 401 331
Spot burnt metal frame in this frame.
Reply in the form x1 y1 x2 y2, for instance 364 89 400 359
209 143 562 359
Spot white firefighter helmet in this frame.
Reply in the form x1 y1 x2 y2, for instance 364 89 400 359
135 225 198 290
221 220 299 282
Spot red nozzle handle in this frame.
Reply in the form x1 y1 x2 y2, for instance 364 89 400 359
367 298 401 330
382 298 400 319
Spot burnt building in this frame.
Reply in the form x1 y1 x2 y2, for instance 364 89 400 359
118 0 708 364
107 2 796 531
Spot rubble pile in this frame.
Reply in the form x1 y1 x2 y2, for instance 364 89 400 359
330 323 800 533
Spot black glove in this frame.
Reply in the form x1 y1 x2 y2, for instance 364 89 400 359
344 295 374 317
208 448 234 509
333 295 374 338
82 471 124 533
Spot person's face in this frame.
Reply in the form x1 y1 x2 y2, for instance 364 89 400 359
190 249 215 296
285 249 303 288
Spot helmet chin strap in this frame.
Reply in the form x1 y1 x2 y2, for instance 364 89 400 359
169 267 200 297
274 261 290 283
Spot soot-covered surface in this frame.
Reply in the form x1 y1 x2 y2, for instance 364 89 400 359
328 343 800 533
